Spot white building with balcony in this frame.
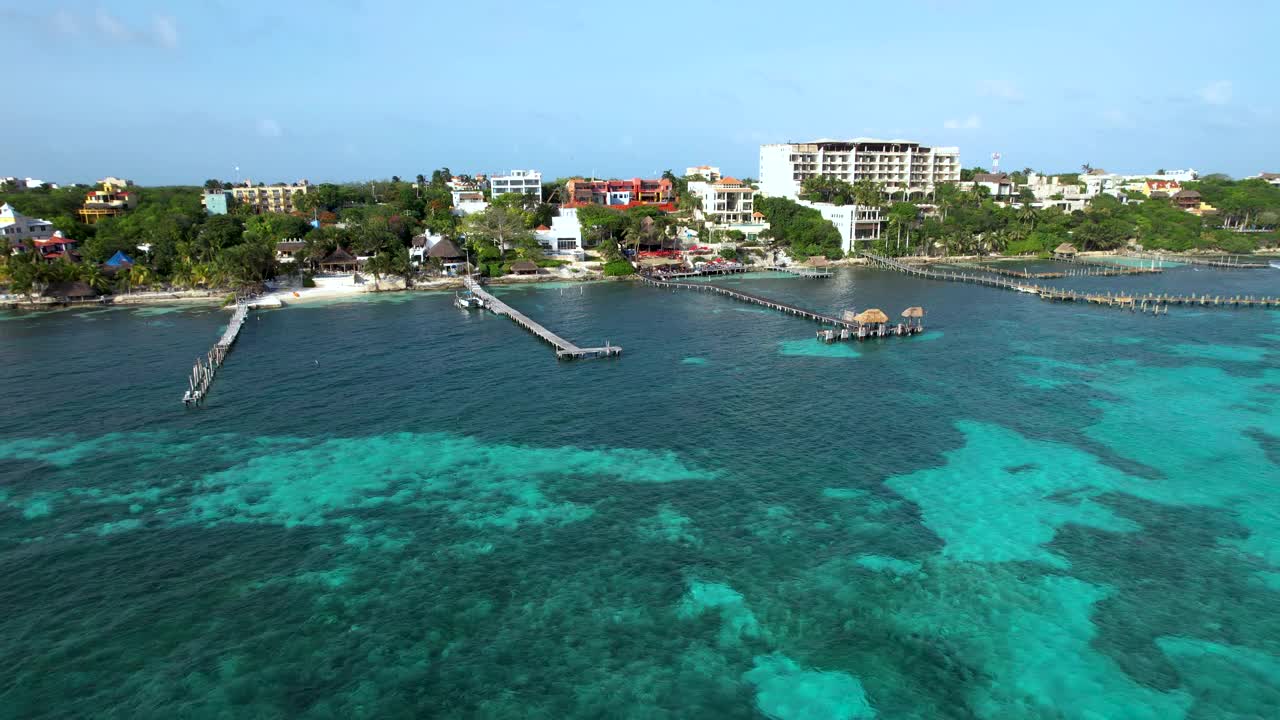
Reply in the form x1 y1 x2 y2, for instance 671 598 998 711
689 177 755 225
450 189 488 216
534 207 584 260
489 169 542 201
759 139 960 200
796 200 882 254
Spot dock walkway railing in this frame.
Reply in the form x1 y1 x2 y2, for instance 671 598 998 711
1120 251 1269 269
861 252 1280 311
183 302 249 406
465 277 620 359
640 274 855 328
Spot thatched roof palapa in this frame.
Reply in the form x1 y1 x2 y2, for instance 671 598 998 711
510 260 539 273
1054 243 1077 255
43 280 98 300
806 256 829 267
320 247 357 264
901 306 924 318
853 308 889 324
427 238 464 259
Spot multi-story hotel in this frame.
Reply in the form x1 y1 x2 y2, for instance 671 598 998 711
758 139 960 199
565 178 674 206
688 177 754 225
229 180 310 214
78 179 139 223
488 170 542 200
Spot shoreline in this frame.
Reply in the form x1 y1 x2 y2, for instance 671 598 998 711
4 247 1275 312
0 271 621 312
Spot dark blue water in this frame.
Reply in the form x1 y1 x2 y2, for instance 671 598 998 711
2 267 1278 718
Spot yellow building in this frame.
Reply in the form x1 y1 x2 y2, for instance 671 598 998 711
78 179 138 223
230 180 310 214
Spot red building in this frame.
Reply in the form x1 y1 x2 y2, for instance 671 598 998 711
565 178 674 206
32 231 80 261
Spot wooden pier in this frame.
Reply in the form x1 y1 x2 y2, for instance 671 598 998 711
464 278 620 360
1120 252 1270 269
766 266 834 278
655 266 748 279
863 252 1280 312
1050 255 1164 274
639 274 925 340
182 303 249 406
953 262 1162 280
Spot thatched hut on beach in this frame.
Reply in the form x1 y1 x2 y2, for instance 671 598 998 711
510 260 539 275
1054 243 1078 259
319 247 360 273
42 281 98 301
806 256 829 268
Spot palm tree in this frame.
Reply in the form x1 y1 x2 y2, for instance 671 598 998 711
1017 205 1038 228
79 263 109 294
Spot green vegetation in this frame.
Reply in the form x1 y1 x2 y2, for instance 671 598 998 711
864 179 1280 257
0 170 513 296
602 260 635 276
753 197 844 259
798 177 882 208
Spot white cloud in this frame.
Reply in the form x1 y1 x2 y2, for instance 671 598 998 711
41 8 178 49
153 16 179 50
257 119 283 138
95 8 130 40
1199 80 1232 105
978 79 1022 101
943 114 981 130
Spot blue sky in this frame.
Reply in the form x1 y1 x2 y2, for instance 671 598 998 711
4 0 1277 185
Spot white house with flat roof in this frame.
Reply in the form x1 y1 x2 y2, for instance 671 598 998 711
450 189 488 216
759 139 960 199
684 165 721 181
489 170 542 201
534 207 584 260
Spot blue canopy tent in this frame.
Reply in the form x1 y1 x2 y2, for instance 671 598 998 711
105 250 134 267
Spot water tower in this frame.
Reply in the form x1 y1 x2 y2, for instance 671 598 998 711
991 152 1001 172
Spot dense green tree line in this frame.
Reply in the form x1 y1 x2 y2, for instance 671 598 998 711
753 197 844 259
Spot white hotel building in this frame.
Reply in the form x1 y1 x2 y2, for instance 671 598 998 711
758 139 961 199
488 169 542 201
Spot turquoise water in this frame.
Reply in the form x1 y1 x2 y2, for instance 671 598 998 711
2 267 1279 718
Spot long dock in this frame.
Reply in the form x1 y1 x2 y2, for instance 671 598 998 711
183 303 249 406
1053 255 1163 274
953 262 1161 279
655 266 748 279
640 274 853 326
639 274 923 340
464 278 620 359
1120 252 1270 269
862 252 1280 311
767 266 834 278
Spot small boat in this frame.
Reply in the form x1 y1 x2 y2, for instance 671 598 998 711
454 292 483 310
1270 261 1280 270
1014 284 1039 294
